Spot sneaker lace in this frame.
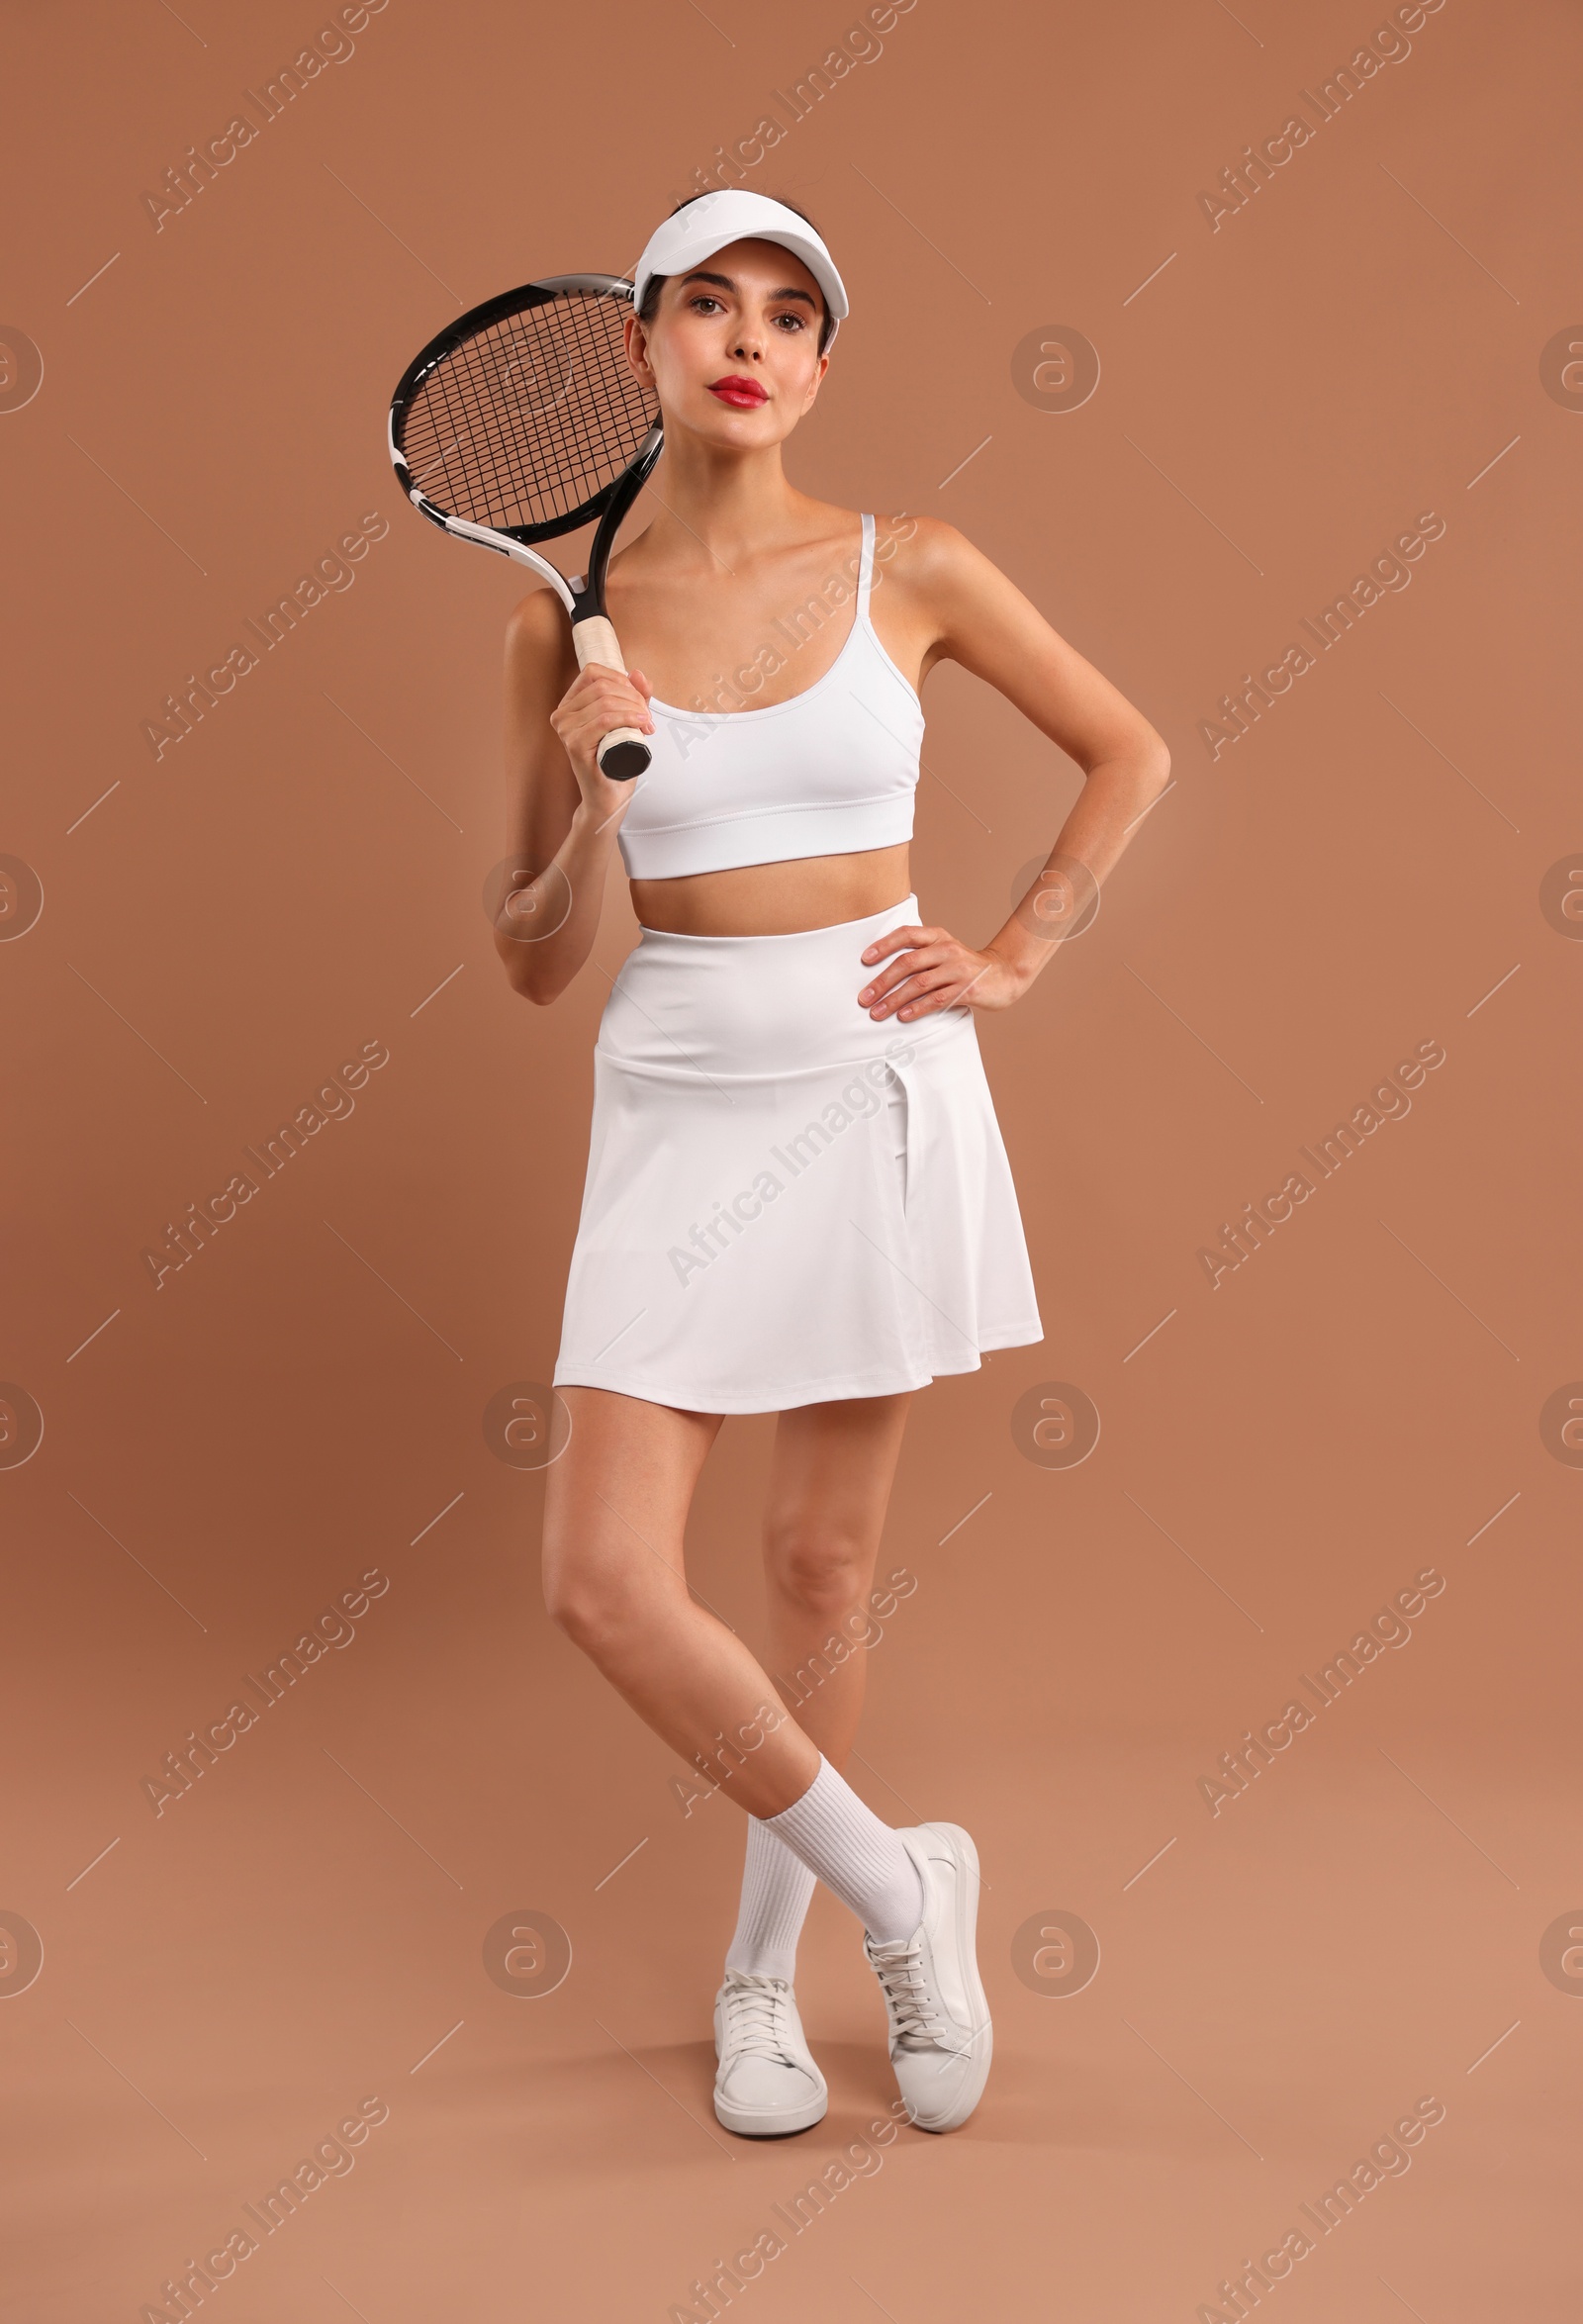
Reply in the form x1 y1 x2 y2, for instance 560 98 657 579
868 1938 949 2048
720 1975 793 2061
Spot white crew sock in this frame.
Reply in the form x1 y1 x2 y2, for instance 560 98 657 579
762 1755 925 1945
724 1818 818 1983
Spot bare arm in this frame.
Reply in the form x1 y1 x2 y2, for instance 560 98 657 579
858 517 1171 1023
493 589 655 1005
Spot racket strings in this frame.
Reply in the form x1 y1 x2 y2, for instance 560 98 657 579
400 291 653 531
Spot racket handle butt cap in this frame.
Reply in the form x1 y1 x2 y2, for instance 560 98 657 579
597 731 651 782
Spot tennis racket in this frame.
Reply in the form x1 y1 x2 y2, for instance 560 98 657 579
388 273 663 780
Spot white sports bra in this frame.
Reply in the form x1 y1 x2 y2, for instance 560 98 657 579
608 513 924 881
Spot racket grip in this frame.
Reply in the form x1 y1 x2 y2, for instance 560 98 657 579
572 614 651 783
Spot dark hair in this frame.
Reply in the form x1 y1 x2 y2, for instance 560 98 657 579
636 194 836 354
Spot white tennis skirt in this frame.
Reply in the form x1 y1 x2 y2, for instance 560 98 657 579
551 894 1043 1414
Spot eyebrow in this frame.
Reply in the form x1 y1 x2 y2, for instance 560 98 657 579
678 268 818 312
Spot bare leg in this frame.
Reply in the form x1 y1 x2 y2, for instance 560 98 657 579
723 1392 914 1978
541 1386 823 1817
759 1392 914 1769
545 1385 987 2131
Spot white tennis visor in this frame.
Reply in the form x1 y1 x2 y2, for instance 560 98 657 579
630 192 849 344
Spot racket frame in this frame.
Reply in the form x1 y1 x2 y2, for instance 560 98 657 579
388 273 663 778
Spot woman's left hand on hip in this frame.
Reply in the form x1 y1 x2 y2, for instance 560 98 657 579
857 924 1027 1020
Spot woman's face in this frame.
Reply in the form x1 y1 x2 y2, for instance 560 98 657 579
625 236 829 445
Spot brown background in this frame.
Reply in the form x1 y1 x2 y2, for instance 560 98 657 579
3 0 1579 2315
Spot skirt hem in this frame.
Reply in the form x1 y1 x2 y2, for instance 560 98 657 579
551 1318 1045 1416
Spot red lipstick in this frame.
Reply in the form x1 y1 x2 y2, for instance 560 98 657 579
706 376 767 409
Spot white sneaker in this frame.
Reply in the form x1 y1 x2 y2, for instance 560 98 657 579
712 1969 828 2137
863 1822 991 2133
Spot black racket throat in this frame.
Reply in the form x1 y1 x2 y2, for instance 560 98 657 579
573 426 662 618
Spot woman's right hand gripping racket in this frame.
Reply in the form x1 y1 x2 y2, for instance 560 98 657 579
388 274 662 780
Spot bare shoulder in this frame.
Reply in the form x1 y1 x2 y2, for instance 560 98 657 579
873 516 1019 674
878 513 998 602
505 585 575 686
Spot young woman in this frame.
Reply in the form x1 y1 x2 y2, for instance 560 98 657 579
496 190 1169 2138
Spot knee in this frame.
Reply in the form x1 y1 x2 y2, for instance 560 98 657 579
765 1523 871 1621
542 1562 640 1660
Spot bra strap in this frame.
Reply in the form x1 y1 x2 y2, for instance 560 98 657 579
857 511 876 616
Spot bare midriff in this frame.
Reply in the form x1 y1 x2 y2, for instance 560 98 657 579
629 842 912 937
